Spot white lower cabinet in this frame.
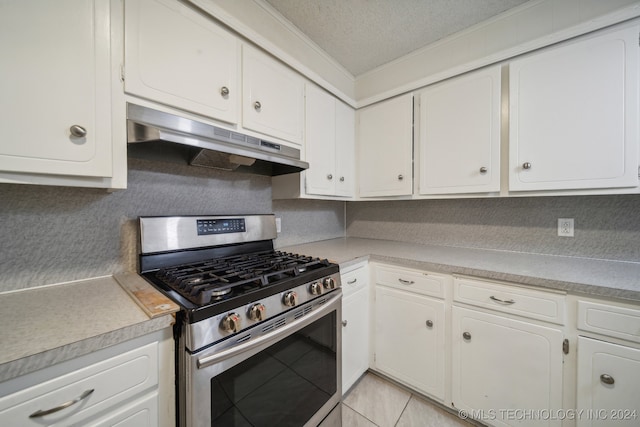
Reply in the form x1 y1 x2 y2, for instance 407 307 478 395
576 337 640 427
0 331 172 427
371 265 449 400
452 306 564 426
374 283 445 399
341 264 370 393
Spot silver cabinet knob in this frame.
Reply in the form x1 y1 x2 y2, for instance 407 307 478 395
220 86 229 97
600 374 615 385
479 167 488 173
426 320 433 328
342 320 348 327
221 313 241 333
522 162 532 170
327 174 333 180
69 125 87 138
462 332 472 340
248 303 265 321
283 291 297 307
398 174 404 181
340 176 345 182
254 101 262 111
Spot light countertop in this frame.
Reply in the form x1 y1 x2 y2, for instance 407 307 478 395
283 237 640 302
0 275 177 383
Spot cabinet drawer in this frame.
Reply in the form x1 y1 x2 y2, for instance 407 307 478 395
0 342 158 426
453 276 566 325
341 265 368 297
375 265 448 298
577 300 640 343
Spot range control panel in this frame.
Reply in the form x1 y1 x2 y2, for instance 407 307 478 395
197 218 246 235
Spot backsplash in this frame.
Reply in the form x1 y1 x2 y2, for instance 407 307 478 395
0 158 344 292
3 158 638 293
347 195 640 262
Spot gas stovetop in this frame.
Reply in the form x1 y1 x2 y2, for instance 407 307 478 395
138 215 341 325
153 250 333 306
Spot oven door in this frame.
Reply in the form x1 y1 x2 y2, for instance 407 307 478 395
183 291 342 427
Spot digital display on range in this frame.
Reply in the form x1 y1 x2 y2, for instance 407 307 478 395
197 218 246 235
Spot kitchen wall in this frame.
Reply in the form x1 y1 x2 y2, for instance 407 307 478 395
0 158 345 292
347 195 640 262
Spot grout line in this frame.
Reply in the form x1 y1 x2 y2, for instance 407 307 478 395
393 394 413 427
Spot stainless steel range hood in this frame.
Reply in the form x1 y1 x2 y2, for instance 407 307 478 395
127 104 308 176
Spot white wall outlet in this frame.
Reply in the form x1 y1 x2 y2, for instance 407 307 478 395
558 218 574 237
275 217 282 233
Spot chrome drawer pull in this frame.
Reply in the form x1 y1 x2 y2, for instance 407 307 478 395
29 389 94 418
490 295 515 305
398 278 415 285
347 278 357 284
600 374 615 385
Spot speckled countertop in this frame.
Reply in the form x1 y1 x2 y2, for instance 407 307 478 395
283 237 640 302
0 276 177 383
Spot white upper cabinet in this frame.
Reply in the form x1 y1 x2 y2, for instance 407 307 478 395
509 25 639 192
334 100 356 197
304 84 355 198
417 66 501 195
124 0 239 125
0 0 115 182
358 94 413 197
242 45 304 144
305 84 336 195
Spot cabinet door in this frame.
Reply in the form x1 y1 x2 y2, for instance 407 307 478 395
124 0 239 125
304 84 336 196
452 306 563 427
577 337 640 427
509 25 639 192
242 45 304 144
342 287 369 393
0 0 112 178
358 94 413 197
334 100 356 197
374 286 445 399
418 66 501 194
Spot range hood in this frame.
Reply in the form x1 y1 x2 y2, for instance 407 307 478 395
126 104 308 176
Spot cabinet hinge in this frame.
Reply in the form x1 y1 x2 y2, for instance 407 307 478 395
373 353 376 362
562 339 569 355
120 64 125 83
637 165 640 178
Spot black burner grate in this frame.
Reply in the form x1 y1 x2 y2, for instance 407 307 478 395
155 251 330 305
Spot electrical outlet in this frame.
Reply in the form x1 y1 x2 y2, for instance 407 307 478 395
558 218 574 237
275 217 282 233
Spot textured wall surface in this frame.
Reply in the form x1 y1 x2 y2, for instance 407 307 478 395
346 195 640 262
0 158 344 292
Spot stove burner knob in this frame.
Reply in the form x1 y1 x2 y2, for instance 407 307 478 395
309 282 323 295
323 277 336 290
248 303 266 321
221 313 241 333
283 291 298 307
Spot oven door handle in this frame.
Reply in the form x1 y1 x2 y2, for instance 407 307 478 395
197 292 341 369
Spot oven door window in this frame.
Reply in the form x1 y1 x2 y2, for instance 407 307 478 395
210 311 337 427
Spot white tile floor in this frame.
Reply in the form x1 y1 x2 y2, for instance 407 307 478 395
337 372 475 427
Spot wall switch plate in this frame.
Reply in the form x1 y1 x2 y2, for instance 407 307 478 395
558 218 574 237
275 217 282 233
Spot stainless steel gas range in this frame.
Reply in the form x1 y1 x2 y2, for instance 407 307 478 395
138 215 342 427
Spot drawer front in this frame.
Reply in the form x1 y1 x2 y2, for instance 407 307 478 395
453 276 566 325
0 342 158 426
578 300 640 343
375 265 448 298
341 265 368 297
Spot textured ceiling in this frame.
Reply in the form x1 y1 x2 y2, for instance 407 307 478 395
265 0 530 76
